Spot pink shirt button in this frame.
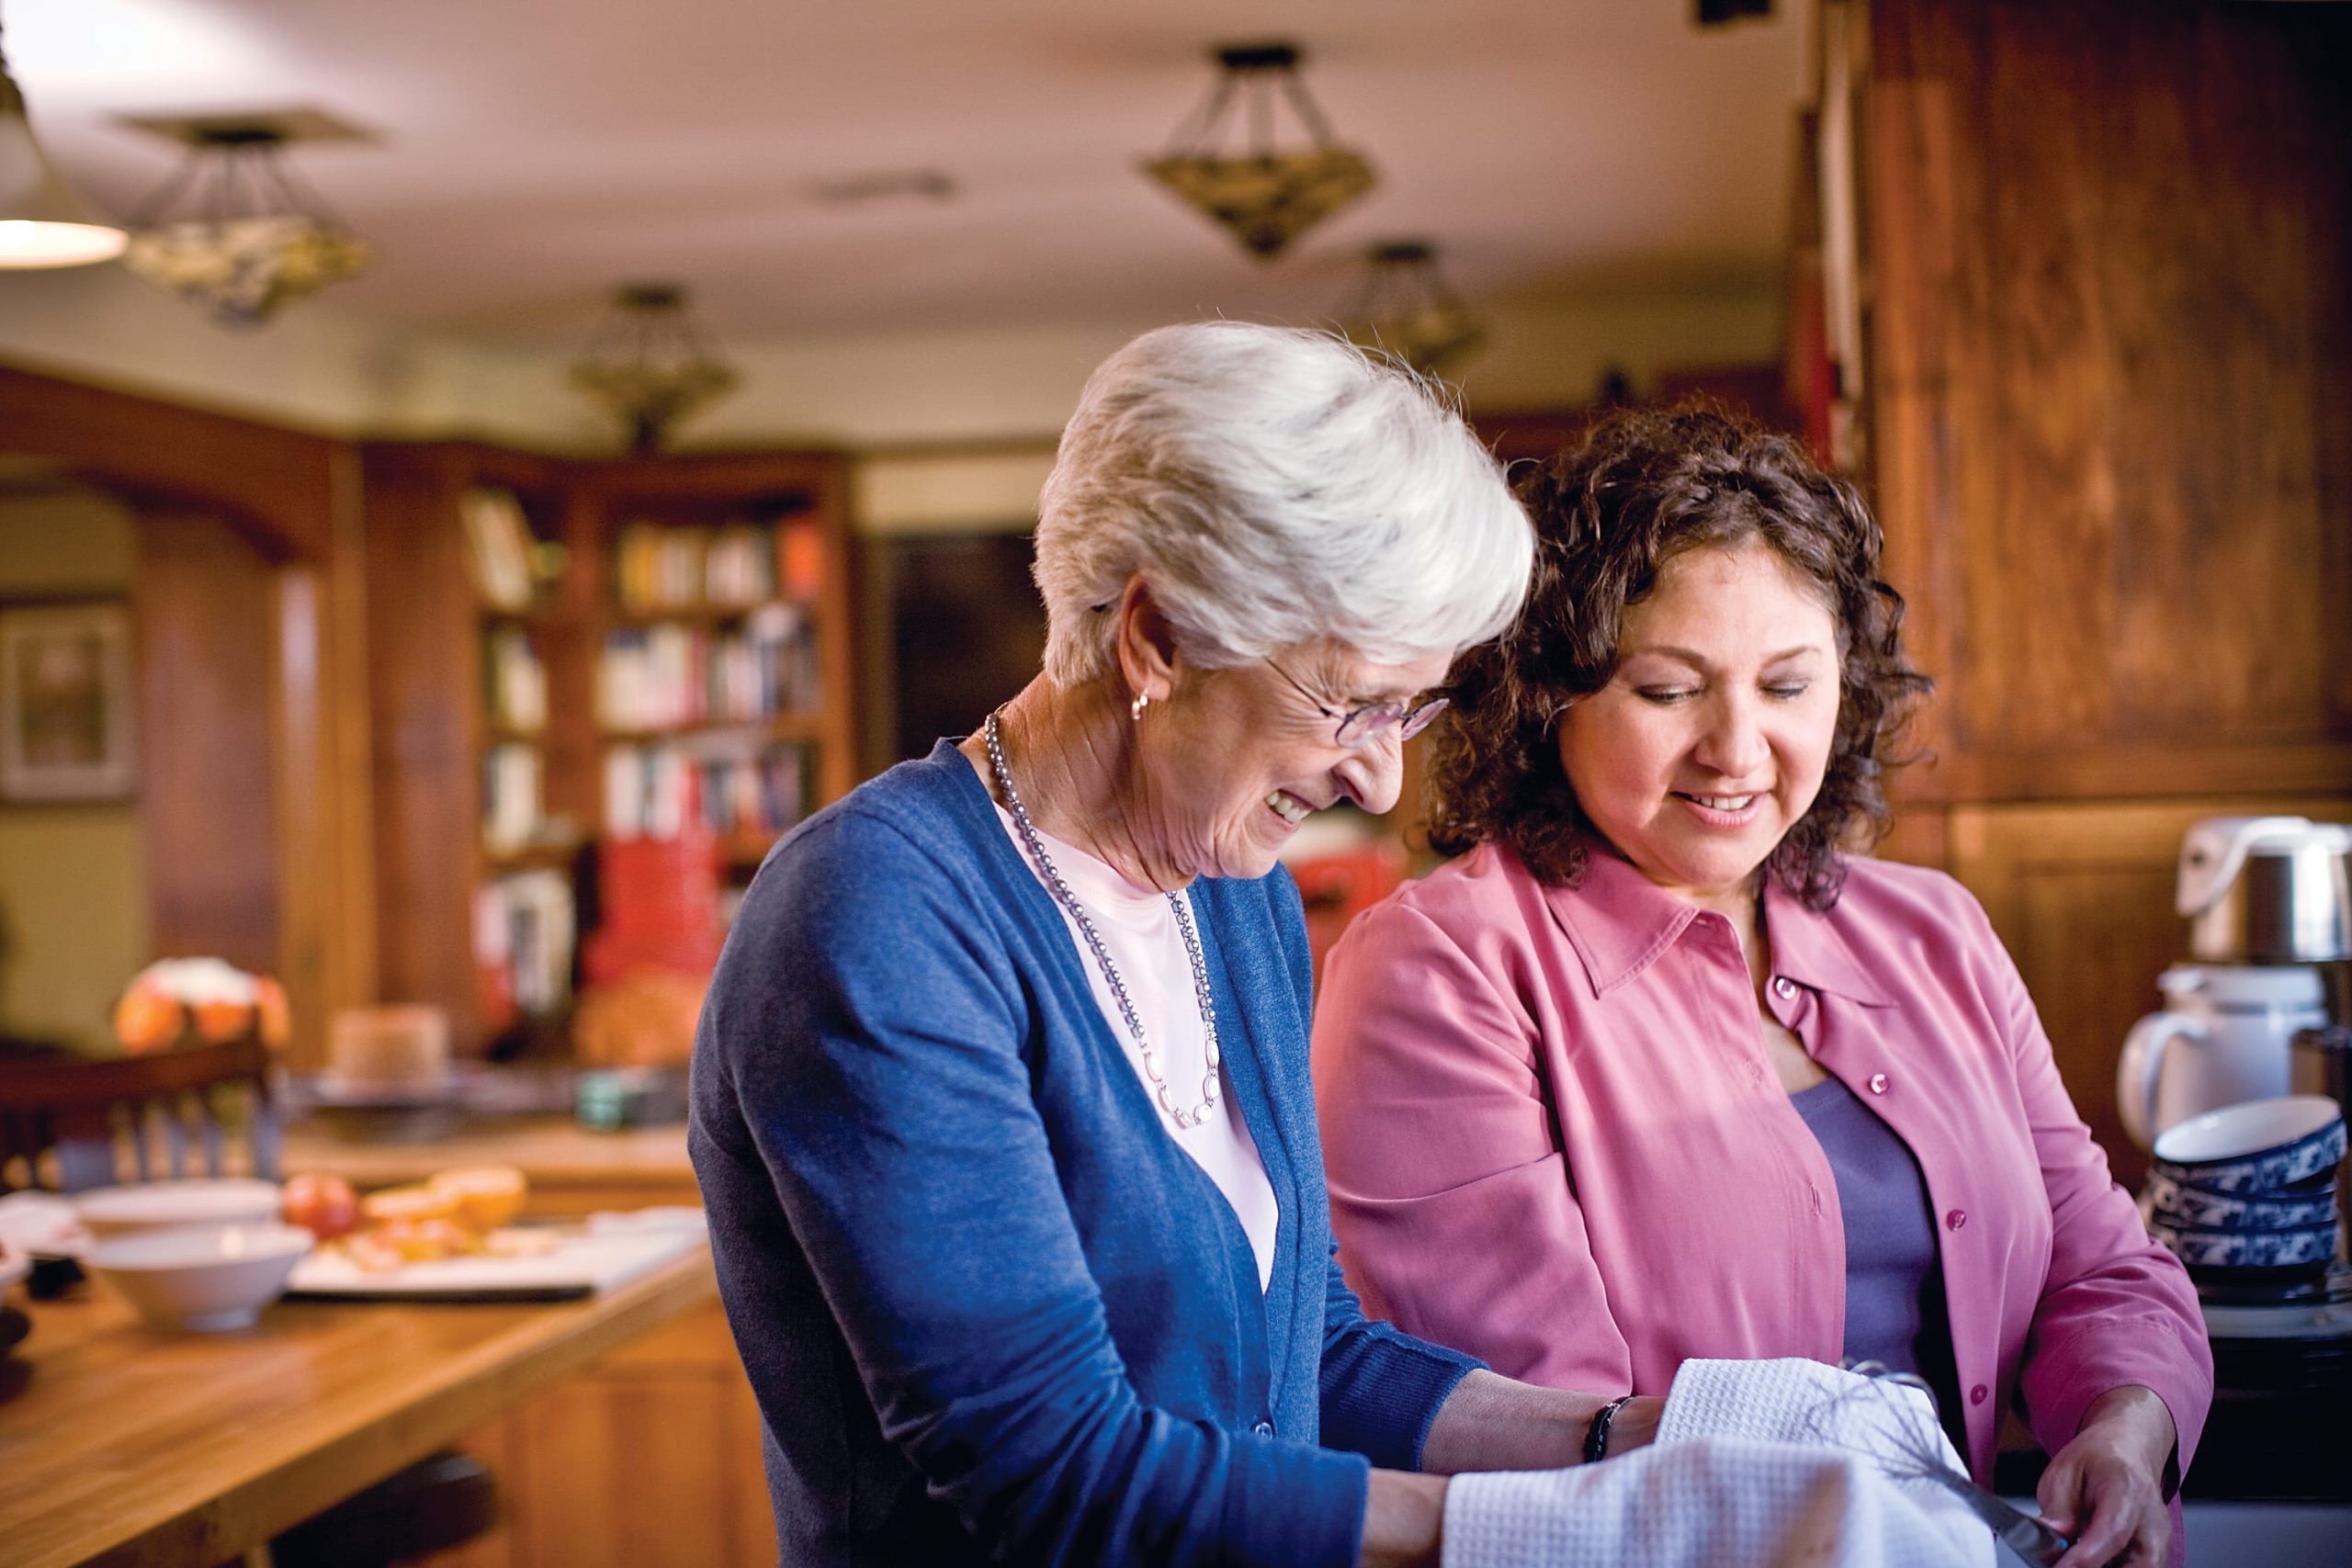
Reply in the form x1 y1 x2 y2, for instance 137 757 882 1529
1946 1209 1967 1231
1969 1384 1988 1405
1867 1072 1889 1094
1772 976 1797 1000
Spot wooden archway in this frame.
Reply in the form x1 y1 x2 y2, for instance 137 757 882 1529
0 362 374 1069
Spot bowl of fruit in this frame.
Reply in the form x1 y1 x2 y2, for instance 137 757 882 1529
111 957 290 1055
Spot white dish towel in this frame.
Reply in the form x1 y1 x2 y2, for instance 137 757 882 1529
1442 1358 1996 1568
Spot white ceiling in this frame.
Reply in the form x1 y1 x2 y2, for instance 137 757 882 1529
8 0 1810 348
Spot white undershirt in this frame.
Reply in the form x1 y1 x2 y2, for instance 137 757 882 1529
985 791 1279 1292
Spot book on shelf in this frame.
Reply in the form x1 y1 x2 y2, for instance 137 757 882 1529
597 606 820 730
779 513 823 603
616 522 710 612
602 739 809 847
705 522 778 605
475 869 576 1020
613 515 822 614
481 741 544 854
483 626 548 732
460 488 537 611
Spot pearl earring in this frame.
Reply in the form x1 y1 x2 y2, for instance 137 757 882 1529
1130 692 1150 721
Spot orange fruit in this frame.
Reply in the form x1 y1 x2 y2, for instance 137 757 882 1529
359 1185 461 1225
113 987 185 1054
428 1166 527 1234
372 1216 474 1263
193 998 254 1043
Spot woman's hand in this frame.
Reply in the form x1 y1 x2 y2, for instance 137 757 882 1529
2039 1385 2177 1568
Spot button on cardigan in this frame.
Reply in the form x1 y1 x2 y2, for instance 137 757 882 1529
1311 840 2211 1488
690 741 1480 1567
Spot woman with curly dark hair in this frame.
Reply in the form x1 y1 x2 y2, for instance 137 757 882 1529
1311 404 2211 1568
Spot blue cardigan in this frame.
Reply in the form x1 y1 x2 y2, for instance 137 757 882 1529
690 741 1481 1567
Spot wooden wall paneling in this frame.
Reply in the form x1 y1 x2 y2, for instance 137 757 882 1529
809 459 861 801
0 366 340 563
1858 0 2352 797
133 513 283 980
1869 802 1947 872
323 446 380 1022
2310 19 2352 734
362 447 491 1051
1944 795 2352 1188
1860 69 1967 799
0 362 375 1062
269 567 333 1071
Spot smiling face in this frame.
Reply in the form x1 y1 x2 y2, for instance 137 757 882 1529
1136 640 1453 884
1555 538 1842 915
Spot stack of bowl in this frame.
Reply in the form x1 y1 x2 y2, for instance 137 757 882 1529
2148 1095 2346 1285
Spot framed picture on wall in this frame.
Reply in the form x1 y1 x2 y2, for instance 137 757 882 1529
0 601 138 803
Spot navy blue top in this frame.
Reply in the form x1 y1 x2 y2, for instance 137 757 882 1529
689 741 1482 1567
1792 1073 1962 1428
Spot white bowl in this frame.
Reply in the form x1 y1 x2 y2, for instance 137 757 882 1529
73 1179 284 1239
85 1223 313 1332
2151 1096 2346 1193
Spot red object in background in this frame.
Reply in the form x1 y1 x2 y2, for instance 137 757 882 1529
584 832 724 987
1288 842 1408 983
779 516 824 604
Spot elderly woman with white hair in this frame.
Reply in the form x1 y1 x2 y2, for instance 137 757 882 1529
689 321 1664 1568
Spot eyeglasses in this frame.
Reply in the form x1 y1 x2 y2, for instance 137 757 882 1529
1267 659 1450 748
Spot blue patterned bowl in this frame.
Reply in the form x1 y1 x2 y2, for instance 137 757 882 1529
2152 1096 2346 1194
2149 1214 2338 1273
2145 1171 2339 1231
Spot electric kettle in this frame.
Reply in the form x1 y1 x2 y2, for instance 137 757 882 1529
2118 817 2352 1148
2177 815 2352 964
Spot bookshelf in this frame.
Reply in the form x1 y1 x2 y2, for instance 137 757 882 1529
363 444 854 1056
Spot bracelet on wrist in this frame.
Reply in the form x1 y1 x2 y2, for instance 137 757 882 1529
1584 1394 1635 1464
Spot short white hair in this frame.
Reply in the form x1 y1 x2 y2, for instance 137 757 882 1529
1034 321 1533 686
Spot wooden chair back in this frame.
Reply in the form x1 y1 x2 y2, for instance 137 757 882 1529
0 1037 281 1193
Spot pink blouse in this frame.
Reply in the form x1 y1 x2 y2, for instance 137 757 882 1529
1311 840 2212 1484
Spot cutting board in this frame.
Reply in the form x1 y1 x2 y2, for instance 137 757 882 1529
285 1223 704 1302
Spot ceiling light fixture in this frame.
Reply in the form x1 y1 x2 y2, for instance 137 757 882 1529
0 14 127 267
570 284 740 455
1339 240 1485 378
1142 41 1375 261
119 123 370 327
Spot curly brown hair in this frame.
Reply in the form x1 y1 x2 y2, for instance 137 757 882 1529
1426 401 1931 910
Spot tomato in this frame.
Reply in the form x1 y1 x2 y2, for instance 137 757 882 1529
281 1171 361 1240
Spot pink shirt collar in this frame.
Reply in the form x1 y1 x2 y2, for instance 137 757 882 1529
1540 839 1893 1008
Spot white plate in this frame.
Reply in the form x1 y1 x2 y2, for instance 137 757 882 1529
0 1192 91 1258
284 1222 703 1301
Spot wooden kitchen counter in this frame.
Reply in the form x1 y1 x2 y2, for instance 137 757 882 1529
0 1246 717 1568
272 1113 776 1568
280 1116 696 1218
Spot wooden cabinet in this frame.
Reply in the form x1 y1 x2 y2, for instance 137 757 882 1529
1845 0 2352 802
1811 0 2352 1167
362 445 854 1056
424 1301 775 1568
